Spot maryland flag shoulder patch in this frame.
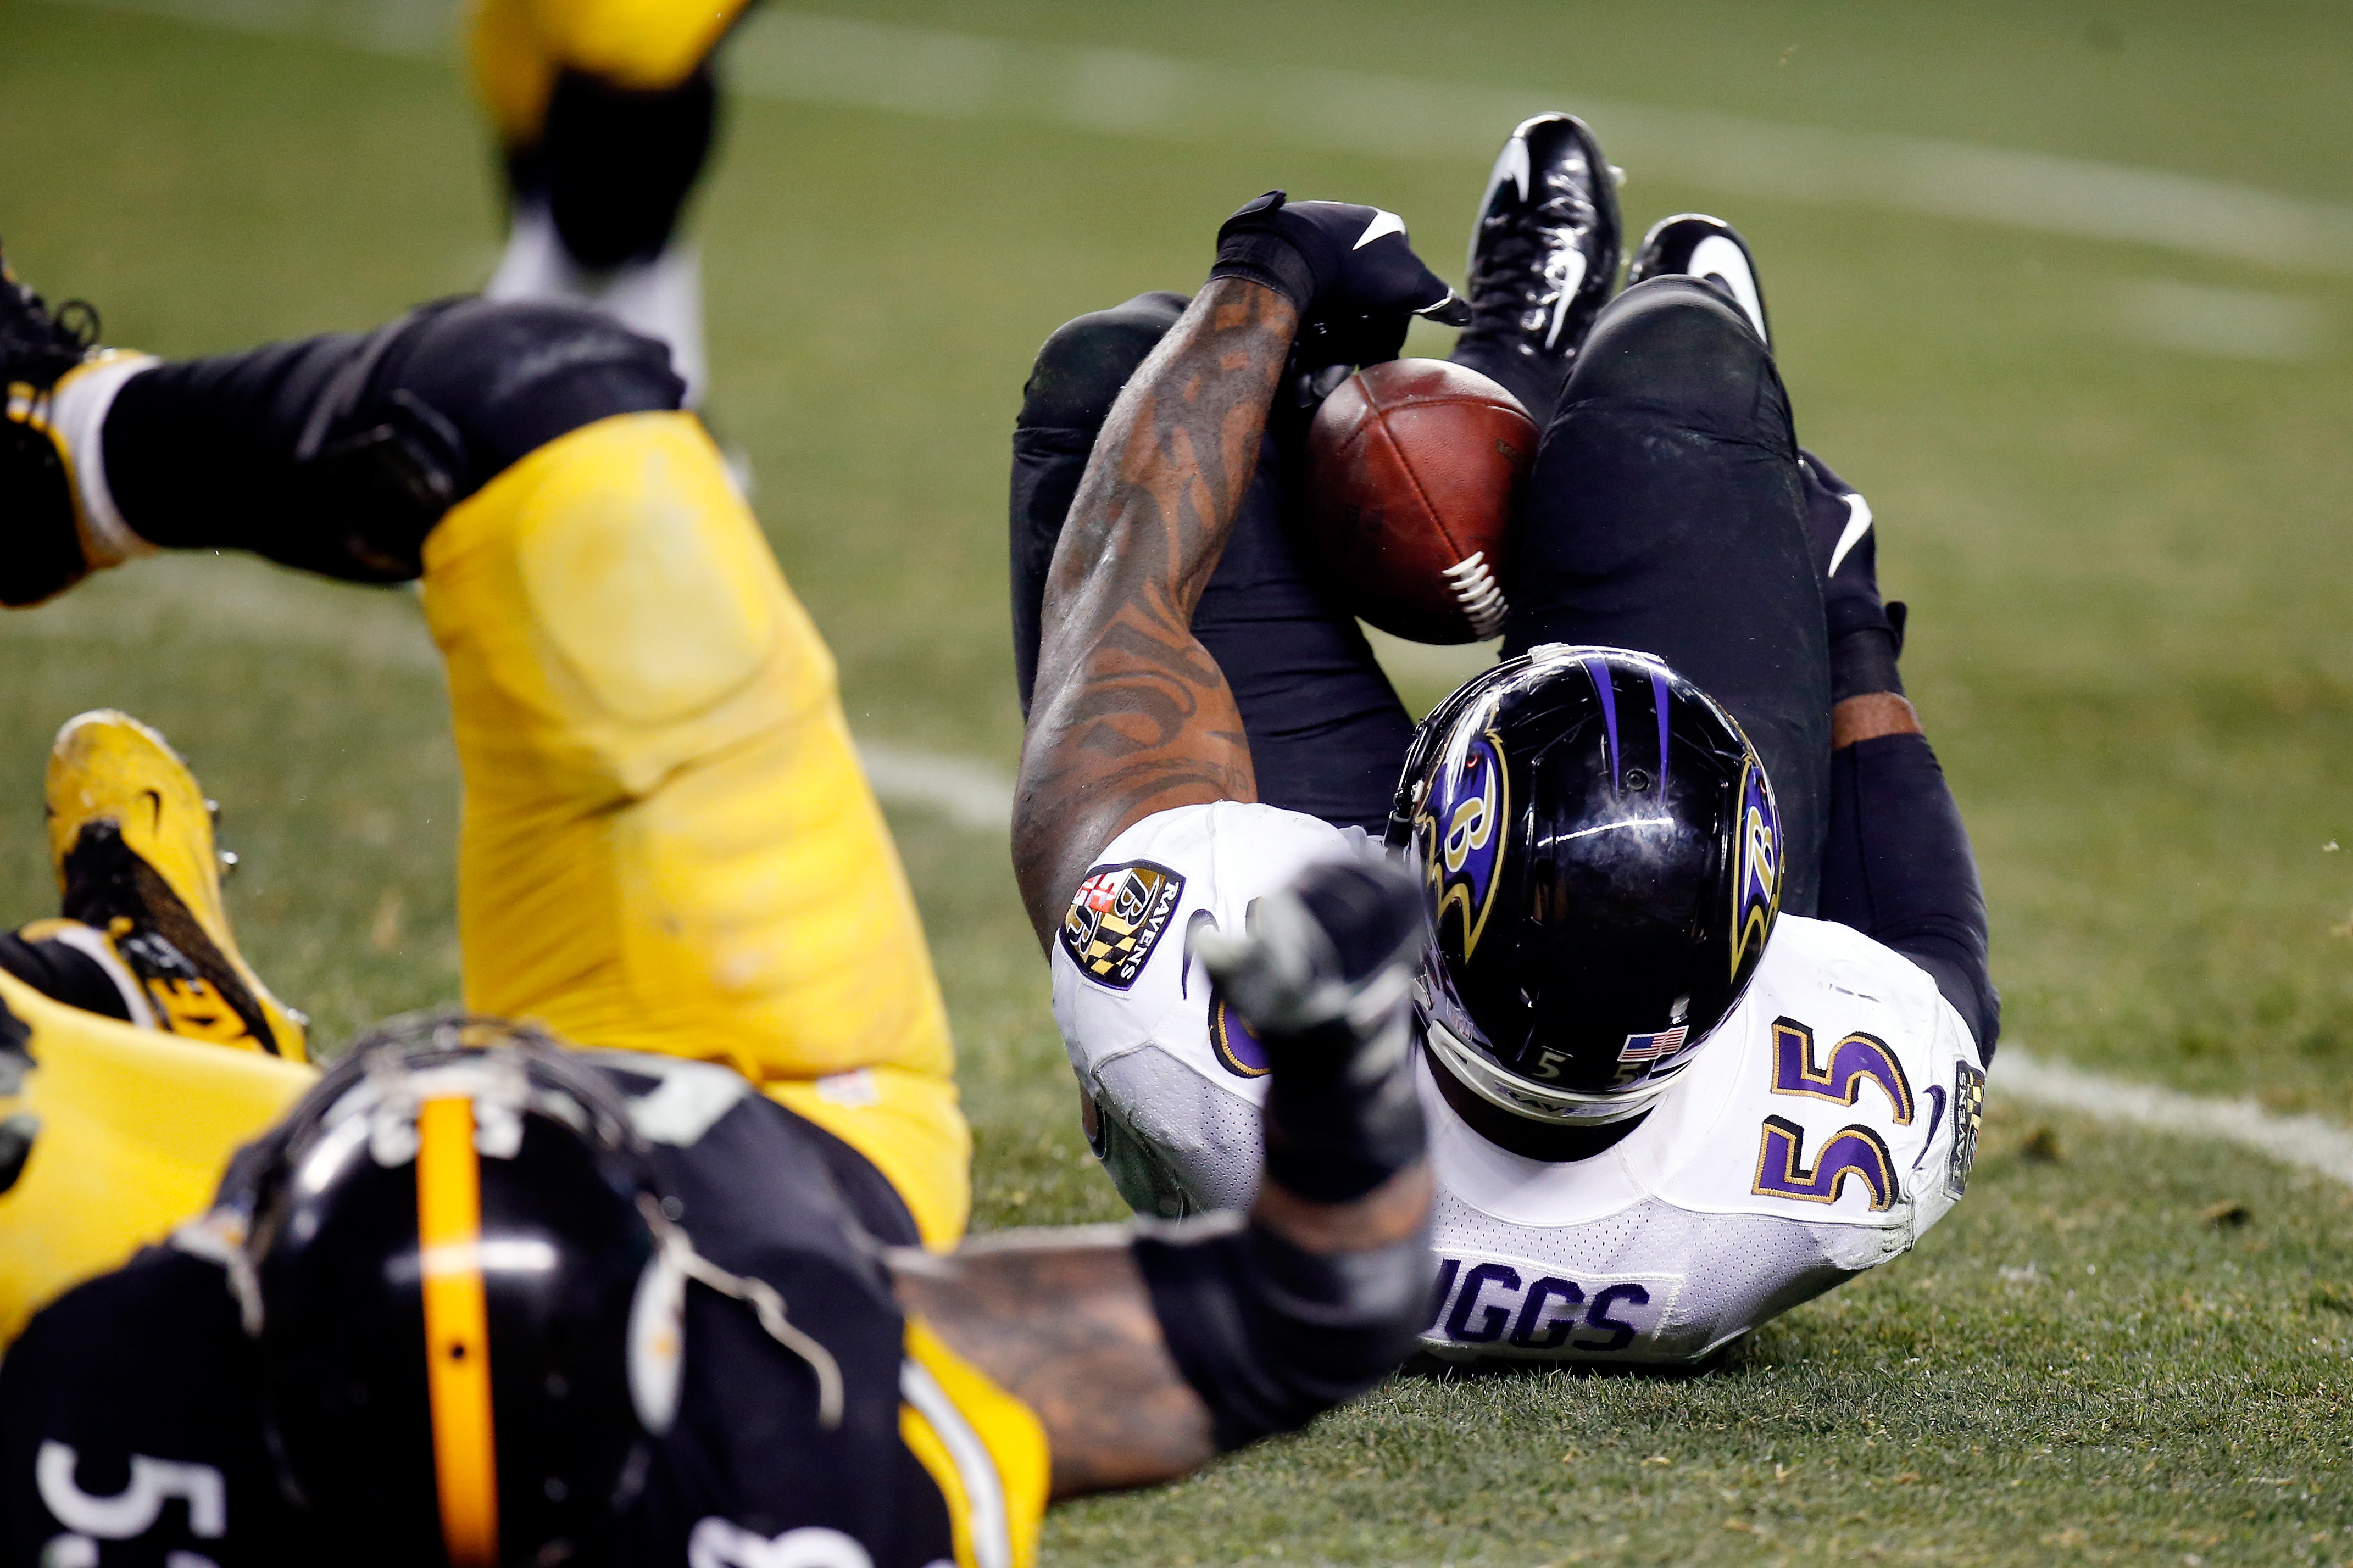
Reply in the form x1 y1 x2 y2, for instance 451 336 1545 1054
1060 861 1187 990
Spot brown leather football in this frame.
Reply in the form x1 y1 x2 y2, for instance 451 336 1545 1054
1301 359 1537 645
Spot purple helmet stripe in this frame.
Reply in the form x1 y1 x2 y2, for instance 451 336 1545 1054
1584 657 1621 788
1649 667 1671 789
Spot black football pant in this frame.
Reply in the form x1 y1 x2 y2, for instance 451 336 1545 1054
1011 276 1839 911
1500 276 1831 914
97 296 684 582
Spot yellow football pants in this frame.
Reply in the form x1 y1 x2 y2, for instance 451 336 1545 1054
0 970 313 1341
469 0 754 150
422 411 967 1246
0 410 965 1337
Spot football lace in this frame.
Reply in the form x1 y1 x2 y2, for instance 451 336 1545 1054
1444 552 1509 639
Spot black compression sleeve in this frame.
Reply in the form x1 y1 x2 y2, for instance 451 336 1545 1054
1818 733 2000 1057
1132 1213 1429 1451
1138 858 1434 1449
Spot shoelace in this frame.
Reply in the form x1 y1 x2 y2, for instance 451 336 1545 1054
1469 195 1600 302
1 289 100 389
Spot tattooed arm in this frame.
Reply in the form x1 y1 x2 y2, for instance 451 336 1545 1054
889 1167 1430 1498
1011 277 1295 944
889 1231 1212 1497
894 856 1435 1500
1013 193 1463 943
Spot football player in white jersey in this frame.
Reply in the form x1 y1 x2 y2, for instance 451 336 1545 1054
1009 116 1998 1368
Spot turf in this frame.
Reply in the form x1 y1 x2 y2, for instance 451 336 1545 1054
2 0 2351 1561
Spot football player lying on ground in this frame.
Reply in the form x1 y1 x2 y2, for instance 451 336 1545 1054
1013 114 1999 1368
0 253 1434 1567
0 246 966 1330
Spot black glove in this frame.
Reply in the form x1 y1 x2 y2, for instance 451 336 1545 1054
1194 857 1428 1204
1210 191 1470 377
1800 450 1907 702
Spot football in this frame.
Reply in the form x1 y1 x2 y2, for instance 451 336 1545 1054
1301 358 1538 645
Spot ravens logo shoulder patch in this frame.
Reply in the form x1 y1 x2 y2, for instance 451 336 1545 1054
1060 861 1187 990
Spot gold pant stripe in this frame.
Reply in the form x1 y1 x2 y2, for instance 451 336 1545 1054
898 1319 1049 1568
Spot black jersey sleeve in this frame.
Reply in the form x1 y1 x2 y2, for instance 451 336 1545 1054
0 1246 294 1568
577 1056 959 1568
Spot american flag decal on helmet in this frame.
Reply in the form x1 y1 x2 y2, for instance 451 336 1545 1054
1948 1062 1987 1198
1611 1023 1691 1086
1729 755 1781 976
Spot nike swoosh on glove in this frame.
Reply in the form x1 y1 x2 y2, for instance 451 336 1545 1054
1211 191 1470 371
1800 449 1907 701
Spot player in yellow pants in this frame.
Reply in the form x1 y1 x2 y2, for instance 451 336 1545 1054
0 253 966 1340
1 247 1442 1568
472 0 753 405
423 408 966 1244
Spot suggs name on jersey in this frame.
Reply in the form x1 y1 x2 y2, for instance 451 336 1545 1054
1422 1254 1679 1361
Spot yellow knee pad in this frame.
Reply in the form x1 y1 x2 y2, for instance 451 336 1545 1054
424 413 966 1238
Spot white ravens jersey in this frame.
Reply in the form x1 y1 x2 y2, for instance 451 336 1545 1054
1052 801 1989 1366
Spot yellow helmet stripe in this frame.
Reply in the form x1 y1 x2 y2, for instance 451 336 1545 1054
417 1095 499 1567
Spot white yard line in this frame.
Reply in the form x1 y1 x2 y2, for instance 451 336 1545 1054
7 566 2350 1184
1994 1048 2353 1187
0 671 2313 1196
854 741 1014 834
31 0 2353 276
0 557 1020 831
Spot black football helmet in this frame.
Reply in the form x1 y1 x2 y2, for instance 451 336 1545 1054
217 1014 838 1568
1386 645 1783 1128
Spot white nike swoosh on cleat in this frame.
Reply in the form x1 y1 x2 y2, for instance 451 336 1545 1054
1544 249 1589 347
1355 209 1408 249
1468 138 1533 275
1688 234 1767 344
1827 491 1873 577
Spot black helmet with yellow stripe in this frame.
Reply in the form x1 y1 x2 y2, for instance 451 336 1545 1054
225 1017 735 1567
232 1017 658 1566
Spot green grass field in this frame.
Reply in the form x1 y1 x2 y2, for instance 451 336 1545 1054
3 0 2352 1560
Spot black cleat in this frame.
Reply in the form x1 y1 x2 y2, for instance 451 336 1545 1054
1 242 105 606
1628 214 1771 349
1452 113 1622 423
